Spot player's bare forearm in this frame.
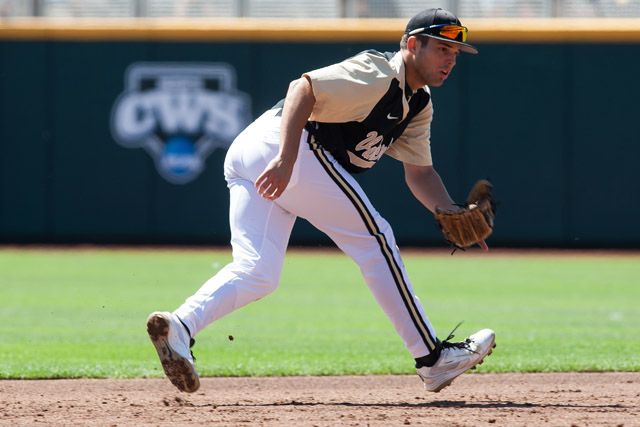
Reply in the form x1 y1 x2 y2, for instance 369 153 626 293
256 76 316 200
403 163 457 213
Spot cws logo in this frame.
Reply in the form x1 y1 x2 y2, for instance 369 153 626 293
111 62 251 184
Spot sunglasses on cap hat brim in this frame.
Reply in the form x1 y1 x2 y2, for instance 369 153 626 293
408 24 478 54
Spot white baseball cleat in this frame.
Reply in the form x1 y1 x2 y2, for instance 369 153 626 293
146 311 200 393
416 328 496 393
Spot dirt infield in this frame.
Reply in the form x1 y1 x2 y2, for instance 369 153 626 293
2 372 638 426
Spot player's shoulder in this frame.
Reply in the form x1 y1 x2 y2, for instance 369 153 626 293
346 49 401 73
355 49 390 58
351 49 397 62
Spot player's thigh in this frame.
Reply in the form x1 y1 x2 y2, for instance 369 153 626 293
228 178 296 277
277 149 395 256
224 111 301 186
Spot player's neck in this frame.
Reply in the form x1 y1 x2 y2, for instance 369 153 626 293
402 50 423 92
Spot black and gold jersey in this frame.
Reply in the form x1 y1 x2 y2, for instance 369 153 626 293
302 50 434 174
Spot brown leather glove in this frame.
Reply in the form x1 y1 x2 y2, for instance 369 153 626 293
434 180 496 252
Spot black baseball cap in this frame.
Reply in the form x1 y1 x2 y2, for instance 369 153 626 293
405 8 478 54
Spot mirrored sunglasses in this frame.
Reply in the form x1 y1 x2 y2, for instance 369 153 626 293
409 24 468 43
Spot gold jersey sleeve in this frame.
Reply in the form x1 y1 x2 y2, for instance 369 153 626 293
303 52 398 123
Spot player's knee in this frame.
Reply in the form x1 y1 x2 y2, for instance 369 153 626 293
246 272 279 296
231 262 280 297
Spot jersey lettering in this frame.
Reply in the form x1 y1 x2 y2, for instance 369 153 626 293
355 131 386 161
346 131 392 169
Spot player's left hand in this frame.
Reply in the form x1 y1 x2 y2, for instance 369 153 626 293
434 180 496 252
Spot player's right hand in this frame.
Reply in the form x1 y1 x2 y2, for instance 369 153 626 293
255 155 295 201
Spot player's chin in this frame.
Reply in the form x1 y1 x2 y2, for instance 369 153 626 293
426 77 446 87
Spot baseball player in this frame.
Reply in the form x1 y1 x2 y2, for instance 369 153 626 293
147 7 495 394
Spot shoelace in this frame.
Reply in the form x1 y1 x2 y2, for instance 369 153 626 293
440 322 478 354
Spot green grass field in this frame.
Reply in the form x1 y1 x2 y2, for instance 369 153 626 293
1 247 638 379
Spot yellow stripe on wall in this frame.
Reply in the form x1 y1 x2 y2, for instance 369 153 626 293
1 17 640 43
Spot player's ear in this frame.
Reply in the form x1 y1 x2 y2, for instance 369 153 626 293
407 36 420 53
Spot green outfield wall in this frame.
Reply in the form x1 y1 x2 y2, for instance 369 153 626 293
1 19 639 247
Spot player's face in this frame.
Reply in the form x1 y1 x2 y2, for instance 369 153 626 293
414 38 460 87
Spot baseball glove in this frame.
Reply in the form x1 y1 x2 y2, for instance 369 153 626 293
434 180 496 252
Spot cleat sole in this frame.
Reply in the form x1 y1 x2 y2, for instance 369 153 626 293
147 313 200 393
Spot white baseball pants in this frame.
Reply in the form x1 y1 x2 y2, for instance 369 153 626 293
174 109 438 358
